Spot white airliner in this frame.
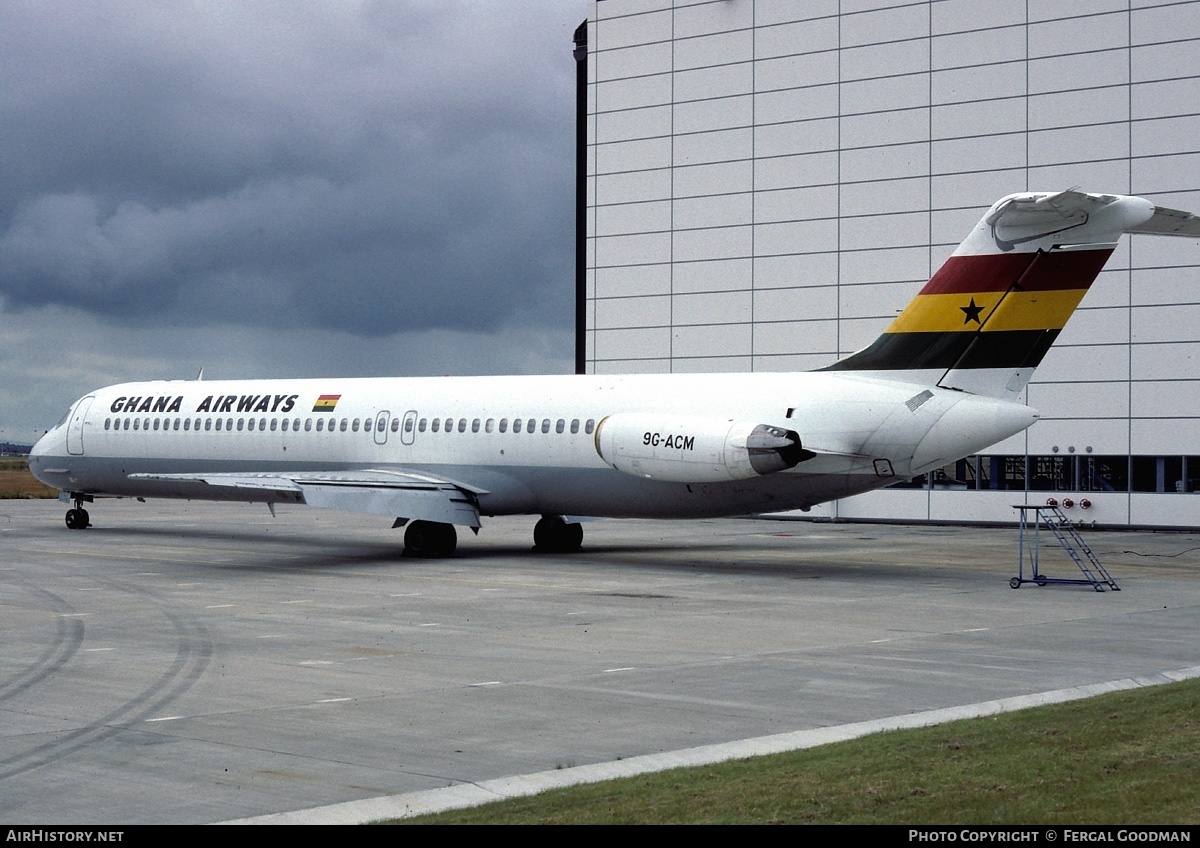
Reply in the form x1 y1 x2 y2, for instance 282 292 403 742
29 190 1200 556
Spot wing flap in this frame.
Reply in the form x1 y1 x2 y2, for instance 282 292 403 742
128 469 483 527
297 482 480 526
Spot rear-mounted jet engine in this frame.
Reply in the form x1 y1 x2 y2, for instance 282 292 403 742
594 413 813 483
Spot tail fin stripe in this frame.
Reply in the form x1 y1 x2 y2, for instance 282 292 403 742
953 330 1058 372
823 329 1058 372
921 253 1036 296
886 288 1087 334
920 248 1112 296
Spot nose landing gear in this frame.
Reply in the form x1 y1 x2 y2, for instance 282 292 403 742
64 495 91 530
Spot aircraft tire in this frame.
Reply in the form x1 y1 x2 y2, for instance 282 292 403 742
65 508 89 530
404 520 456 558
437 523 457 557
533 515 583 553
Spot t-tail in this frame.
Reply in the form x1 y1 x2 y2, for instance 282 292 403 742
824 190 1200 399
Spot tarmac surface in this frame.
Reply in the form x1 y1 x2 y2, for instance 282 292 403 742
2 498 1199 824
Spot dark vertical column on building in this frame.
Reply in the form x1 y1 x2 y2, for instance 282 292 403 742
573 19 588 375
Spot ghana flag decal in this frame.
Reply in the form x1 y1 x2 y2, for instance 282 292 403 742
313 393 341 412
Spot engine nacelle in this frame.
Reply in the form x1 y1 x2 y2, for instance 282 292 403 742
594 413 811 483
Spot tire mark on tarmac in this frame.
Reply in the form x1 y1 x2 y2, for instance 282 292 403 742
0 572 212 781
0 581 84 703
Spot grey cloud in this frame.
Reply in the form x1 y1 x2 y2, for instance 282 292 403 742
0 1 579 336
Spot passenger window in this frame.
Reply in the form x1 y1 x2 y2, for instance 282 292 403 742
204 419 212 431
404 417 413 433
418 418 427 432
471 418 480 433
271 419 279 432
174 418 181 431
457 418 467 433
541 419 550 434
247 419 255 432
316 418 324 432
485 418 494 433
499 418 508 433
570 419 579 434
352 419 360 432
513 418 522 433
394 418 402 433
105 418 111 431
555 419 565 434
431 418 441 433
340 419 348 432
259 417 266 430
527 418 536 433
304 418 311 431
364 418 371 432
226 418 233 431
184 419 190 431
154 419 161 431
134 418 140 431
237 419 245 431
214 419 221 431
585 419 595 435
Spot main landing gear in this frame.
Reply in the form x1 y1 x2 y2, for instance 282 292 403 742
64 495 91 530
403 520 457 558
533 515 583 553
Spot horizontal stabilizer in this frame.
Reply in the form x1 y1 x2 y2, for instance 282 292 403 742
1128 204 1200 237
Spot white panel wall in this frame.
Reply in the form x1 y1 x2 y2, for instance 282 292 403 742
586 0 1200 527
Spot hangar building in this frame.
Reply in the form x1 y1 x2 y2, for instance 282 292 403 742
577 0 1200 528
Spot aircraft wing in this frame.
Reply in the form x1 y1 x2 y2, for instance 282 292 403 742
128 469 484 527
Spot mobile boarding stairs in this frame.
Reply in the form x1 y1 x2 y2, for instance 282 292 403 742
1011 504 1119 592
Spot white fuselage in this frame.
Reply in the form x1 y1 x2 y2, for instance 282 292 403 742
30 371 1037 521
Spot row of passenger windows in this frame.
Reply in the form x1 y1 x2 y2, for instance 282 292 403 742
420 417 596 435
101 415 598 436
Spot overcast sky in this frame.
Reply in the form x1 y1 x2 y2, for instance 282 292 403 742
0 0 584 443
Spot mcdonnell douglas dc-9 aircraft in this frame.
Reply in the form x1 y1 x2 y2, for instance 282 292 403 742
29 190 1200 556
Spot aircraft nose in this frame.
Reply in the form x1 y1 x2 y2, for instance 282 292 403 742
30 426 58 459
27 428 59 484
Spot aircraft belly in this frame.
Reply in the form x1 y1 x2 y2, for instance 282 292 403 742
62 453 885 521
485 465 884 519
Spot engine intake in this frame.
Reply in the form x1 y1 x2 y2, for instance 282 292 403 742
594 413 812 483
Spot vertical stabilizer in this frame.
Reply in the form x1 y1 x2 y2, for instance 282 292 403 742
824 190 1200 399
